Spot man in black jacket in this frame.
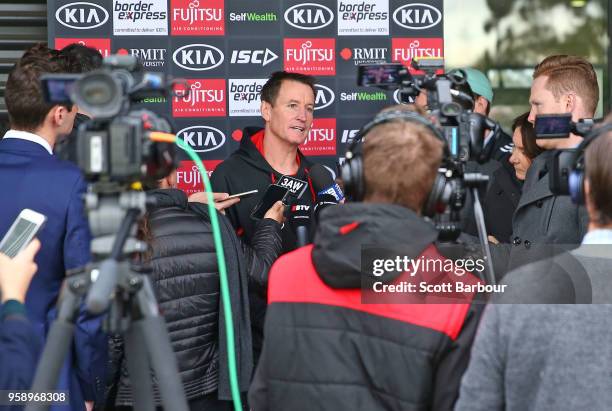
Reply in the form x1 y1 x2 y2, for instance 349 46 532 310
249 105 482 411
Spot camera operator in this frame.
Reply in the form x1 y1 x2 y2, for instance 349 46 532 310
248 105 482 411
0 44 105 409
53 43 103 163
456 117 612 411
105 171 284 410
0 239 41 392
502 55 597 270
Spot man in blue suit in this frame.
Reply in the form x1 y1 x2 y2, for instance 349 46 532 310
0 44 105 410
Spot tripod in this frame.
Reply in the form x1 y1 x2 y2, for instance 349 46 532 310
26 190 189 411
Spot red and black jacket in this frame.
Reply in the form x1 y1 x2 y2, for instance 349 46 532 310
249 203 483 411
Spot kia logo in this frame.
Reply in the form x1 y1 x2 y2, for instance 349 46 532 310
284 3 334 30
172 44 224 71
55 2 109 29
393 3 442 30
178 126 226 152
314 84 335 111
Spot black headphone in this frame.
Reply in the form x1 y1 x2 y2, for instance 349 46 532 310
340 110 452 217
568 122 612 204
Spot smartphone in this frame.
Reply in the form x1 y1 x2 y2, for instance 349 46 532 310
534 114 573 139
40 74 81 104
0 209 46 258
250 185 289 220
357 63 407 87
226 189 258 200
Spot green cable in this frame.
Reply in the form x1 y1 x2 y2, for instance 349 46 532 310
175 139 243 411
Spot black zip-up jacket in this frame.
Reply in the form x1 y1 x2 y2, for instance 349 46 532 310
249 203 482 411
210 127 317 359
106 189 282 406
210 126 316 254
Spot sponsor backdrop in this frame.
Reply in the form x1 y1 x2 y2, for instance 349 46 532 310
49 0 444 194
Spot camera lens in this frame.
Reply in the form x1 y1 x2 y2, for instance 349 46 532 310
72 71 123 119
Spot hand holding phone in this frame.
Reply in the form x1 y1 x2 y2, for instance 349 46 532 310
0 239 40 304
0 209 46 258
250 185 290 220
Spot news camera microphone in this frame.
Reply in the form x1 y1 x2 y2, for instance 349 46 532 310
289 202 312 247
309 164 344 202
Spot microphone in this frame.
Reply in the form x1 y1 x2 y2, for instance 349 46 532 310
289 202 311 247
309 164 344 202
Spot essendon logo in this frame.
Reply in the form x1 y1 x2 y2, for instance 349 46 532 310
55 38 111 57
391 38 444 74
314 84 334 110
172 79 226 117
176 160 223 194
284 38 335 76
171 0 225 36
56 2 109 29
299 118 336 156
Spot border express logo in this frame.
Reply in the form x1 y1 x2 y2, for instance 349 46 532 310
337 0 389 36
172 79 226 117
284 38 335 76
55 2 109 30
113 0 168 36
228 79 267 117
171 0 224 36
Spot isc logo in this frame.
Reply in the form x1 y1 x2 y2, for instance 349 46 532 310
230 49 278 66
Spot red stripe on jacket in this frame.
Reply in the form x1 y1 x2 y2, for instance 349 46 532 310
267 244 479 341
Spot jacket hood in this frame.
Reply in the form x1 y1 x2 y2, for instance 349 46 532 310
148 188 188 210
237 127 312 179
312 203 439 289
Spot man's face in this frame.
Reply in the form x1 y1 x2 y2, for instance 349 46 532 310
528 76 568 125
509 127 532 181
261 80 315 146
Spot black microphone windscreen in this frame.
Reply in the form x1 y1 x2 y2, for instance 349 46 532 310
309 163 335 193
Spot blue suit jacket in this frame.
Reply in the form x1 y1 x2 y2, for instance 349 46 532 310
0 137 106 409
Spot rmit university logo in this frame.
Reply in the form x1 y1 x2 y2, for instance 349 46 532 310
173 44 224 71
314 84 335 111
391 38 444 74
116 48 166 68
55 38 111 57
393 3 442 30
284 38 336 76
299 118 336 156
176 126 226 153
56 2 109 29
339 47 388 65
171 0 224 36
172 79 226 117
284 3 334 30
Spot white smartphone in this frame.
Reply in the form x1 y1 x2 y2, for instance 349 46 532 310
0 209 46 258
225 189 259 200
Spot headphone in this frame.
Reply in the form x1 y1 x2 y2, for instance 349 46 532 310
340 110 452 217
568 123 612 204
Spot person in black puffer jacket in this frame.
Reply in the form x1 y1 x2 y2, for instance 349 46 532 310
105 184 284 411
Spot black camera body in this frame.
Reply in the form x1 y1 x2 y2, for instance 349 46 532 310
41 54 180 186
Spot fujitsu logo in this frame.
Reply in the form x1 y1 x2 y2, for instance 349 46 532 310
173 0 222 24
286 41 333 65
175 81 224 107
284 3 333 30
172 44 224 71
56 2 109 29
393 40 442 61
